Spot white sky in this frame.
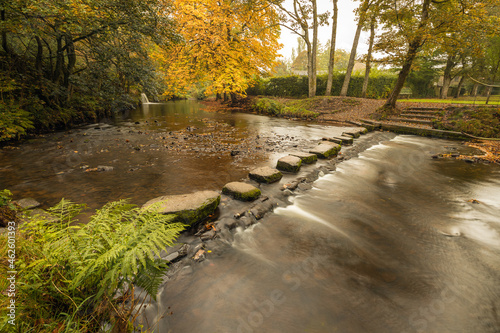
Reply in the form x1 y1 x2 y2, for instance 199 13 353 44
277 0 370 60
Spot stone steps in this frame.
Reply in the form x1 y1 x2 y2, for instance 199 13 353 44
400 113 438 119
388 117 434 126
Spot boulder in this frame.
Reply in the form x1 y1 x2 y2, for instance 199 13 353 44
222 182 261 201
277 155 302 173
249 166 283 184
289 152 318 164
310 143 341 159
142 190 220 225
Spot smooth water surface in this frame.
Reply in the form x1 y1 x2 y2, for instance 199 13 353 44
143 135 500 333
0 101 355 210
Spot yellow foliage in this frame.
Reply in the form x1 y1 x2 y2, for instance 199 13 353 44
153 0 282 99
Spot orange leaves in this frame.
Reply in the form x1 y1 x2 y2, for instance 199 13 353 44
152 0 281 99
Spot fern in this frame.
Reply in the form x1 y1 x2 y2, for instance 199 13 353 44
12 198 186 332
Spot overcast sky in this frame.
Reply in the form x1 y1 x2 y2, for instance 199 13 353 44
277 0 370 60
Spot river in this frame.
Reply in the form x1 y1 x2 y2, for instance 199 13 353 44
1 102 499 332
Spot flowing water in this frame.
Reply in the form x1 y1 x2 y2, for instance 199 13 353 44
141 135 500 333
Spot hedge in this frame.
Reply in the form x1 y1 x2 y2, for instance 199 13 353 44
247 72 397 99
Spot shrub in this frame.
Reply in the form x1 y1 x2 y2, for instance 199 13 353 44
247 72 397 99
0 101 34 141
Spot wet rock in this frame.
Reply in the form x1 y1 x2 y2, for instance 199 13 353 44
218 217 239 230
142 190 221 225
193 249 206 262
250 200 276 220
239 215 256 228
277 155 302 173
200 229 216 241
310 143 341 159
289 152 318 164
324 136 354 145
16 198 41 210
281 177 305 191
249 166 283 184
230 150 240 156
23 208 59 222
159 244 189 262
97 165 114 172
178 265 193 277
343 131 361 138
222 182 261 201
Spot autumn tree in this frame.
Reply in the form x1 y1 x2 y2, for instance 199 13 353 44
361 15 376 98
155 0 281 101
376 0 500 109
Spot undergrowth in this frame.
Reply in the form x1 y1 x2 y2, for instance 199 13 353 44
252 98 319 119
0 198 185 332
433 107 500 138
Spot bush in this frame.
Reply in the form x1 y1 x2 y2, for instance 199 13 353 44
252 98 319 119
247 72 397 99
0 199 185 332
434 107 500 138
0 101 34 141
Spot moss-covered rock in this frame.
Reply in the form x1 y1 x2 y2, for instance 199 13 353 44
289 152 318 164
142 190 221 225
222 182 261 201
277 155 302 172
249 167 283 184
310 143 341 159
342 131 361 138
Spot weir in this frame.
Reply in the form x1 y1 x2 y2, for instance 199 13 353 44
140 93 150 104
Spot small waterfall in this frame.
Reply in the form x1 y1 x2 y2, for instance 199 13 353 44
140 93 150 104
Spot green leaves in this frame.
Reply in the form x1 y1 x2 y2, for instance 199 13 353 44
16 198 185 331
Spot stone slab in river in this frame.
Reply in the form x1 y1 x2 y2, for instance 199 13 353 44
289 152 318 164
343 131 361 138
323 136 353 145
142 190 220 225
249 166 283 184
222 182 261 201
16 198 41 209
277 155 302 173
310 143 341 159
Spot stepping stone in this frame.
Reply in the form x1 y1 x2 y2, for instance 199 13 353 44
142 190 221 225
16 198 41 209
342 131 361 138
276 155 302 173
289 152 318 164
323 136 353 145
310 143 341 159
249 166 283 184
222 182 261 201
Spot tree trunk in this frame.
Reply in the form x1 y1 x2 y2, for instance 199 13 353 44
340 20 363 97
53 35 64 83
384 0 430 109
440 55 456 99
340 0 369 97
35 36 43 73
309 0 318 98
325 0 338 96
1 10 9 54
63 35 76 88
454 75 465 98
361 17 375 98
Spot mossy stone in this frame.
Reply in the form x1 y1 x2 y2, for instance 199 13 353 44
276 155 302 173
289 152 318 164
249 167 283 184
310 143 341 159
222 182 261 201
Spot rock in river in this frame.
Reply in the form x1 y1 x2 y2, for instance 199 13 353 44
310 143 341 159
249 166 283 184
277 155 302 173
222 182 261 201
142 190 221 225
289 152 318 164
